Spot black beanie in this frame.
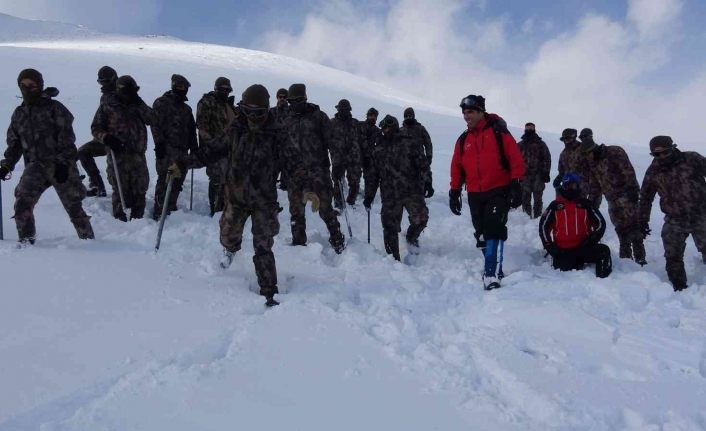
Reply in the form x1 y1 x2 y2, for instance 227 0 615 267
215 77 232 91
116 75 139 92
649 136 674 153
379 114 399 130
17 68 44 89
367 107 378 116
97 66 117 83
241 84 270 108
171 74 191 88
276 88 288 98
460 95 485 112
560 128 577 142
288 83 306 99
579 128 593 140
403 107 415 118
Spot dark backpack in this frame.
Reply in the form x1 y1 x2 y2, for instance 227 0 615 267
455 118 511 172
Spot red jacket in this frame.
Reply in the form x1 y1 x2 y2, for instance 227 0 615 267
449 114 525 193
539 196 606 249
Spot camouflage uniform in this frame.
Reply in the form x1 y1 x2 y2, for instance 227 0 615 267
77 88 111 194
557 141 600 205
359 118 382 179
401 118 433 165
2 92 94 241
196 91 239 216
518 132 551 218
270 103 292 189
185 113 305 297
364 127 430 260
151 90 198 218
91 93 154 220
588 144 645 261
283 103 344 247
330 112 363 206
639 149 706 289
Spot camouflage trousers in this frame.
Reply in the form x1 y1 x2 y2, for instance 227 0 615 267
381 194 429 260
77 139 107 187
607 197 645 262
152 155 187 219
13 162 93 240
333 163 362 207
107 152 149 220
287 174 343 246
206 158 228 216
661 215 706 290
220 185 280 297
522 176 545 219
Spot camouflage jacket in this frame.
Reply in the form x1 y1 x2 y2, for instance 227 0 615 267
3 91 77 170
589 145 639 203
283 103 333 180
91 94 154 154
557 140 599 199
639 150 706 223
151 91 198 156
365 128 431 202
518 133 551 179
402 119 433 162
188 113 304 209
329 113 362 172
196 91 238 151
269 104 291 128
359 119 382 168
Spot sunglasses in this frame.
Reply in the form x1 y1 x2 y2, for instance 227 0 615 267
651 149 673 158
240 104 268 117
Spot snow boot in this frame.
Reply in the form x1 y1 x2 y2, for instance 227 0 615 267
220 249 236 269
329 231 346 254
86 175 107 197
72 217 95 240
384 232 401 261
483 275 501 290
265 295 280 307
17 237 35 248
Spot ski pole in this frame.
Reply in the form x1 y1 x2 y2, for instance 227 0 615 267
155 174 175 251
109 149 129 219
366 207 370 244
339 178 353 238
189 168 194 211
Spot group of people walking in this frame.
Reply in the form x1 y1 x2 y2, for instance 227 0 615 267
1 67 703 306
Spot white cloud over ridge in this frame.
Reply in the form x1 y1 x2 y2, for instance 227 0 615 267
263 0 704 150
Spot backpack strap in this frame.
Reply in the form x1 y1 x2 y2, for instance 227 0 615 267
492 121 511 172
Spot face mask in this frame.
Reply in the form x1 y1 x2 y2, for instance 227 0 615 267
21 87 42 105
289 98 307 113
560 187 580 201
337 110 352 119
172 87 188 99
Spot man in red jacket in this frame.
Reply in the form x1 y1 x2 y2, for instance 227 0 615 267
539 173 612 278
449 95 525 290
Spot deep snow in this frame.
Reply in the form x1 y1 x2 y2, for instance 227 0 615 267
1 15 705 431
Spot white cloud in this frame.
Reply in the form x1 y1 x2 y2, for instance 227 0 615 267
262 0 705 150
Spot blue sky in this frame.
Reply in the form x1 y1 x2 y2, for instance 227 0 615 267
1 0 705 147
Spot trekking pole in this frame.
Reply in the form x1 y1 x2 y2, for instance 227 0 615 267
189 169 194 211
339 178 353 238
109 149 129 219
366 207 370 244
155 174 175 251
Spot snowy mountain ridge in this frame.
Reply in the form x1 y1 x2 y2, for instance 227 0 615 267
0 14 705 431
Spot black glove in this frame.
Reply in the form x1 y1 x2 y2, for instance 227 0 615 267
640 222 651 239
508 179 522 209
552 174 562 189
155 143 166 160
582 231 601 247
542 173 551 183
104 134 125 153
363 196 373 210
424 182 434 198
449 189 462 215
54 162 69 184
0 165 10 181
545 243 560 256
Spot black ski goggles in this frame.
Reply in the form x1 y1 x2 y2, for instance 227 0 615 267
240 104 268 118
460 97 483 111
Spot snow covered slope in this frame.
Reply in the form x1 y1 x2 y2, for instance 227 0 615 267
1 15 705 431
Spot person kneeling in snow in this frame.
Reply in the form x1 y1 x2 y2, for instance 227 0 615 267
539 173 612 278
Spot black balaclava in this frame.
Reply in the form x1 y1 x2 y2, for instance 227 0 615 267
288 83 307 114
214 77 232 102
522 122 537 139
18 68 44 106
116 75 140 104
171 74 190 100
97 66 117 94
